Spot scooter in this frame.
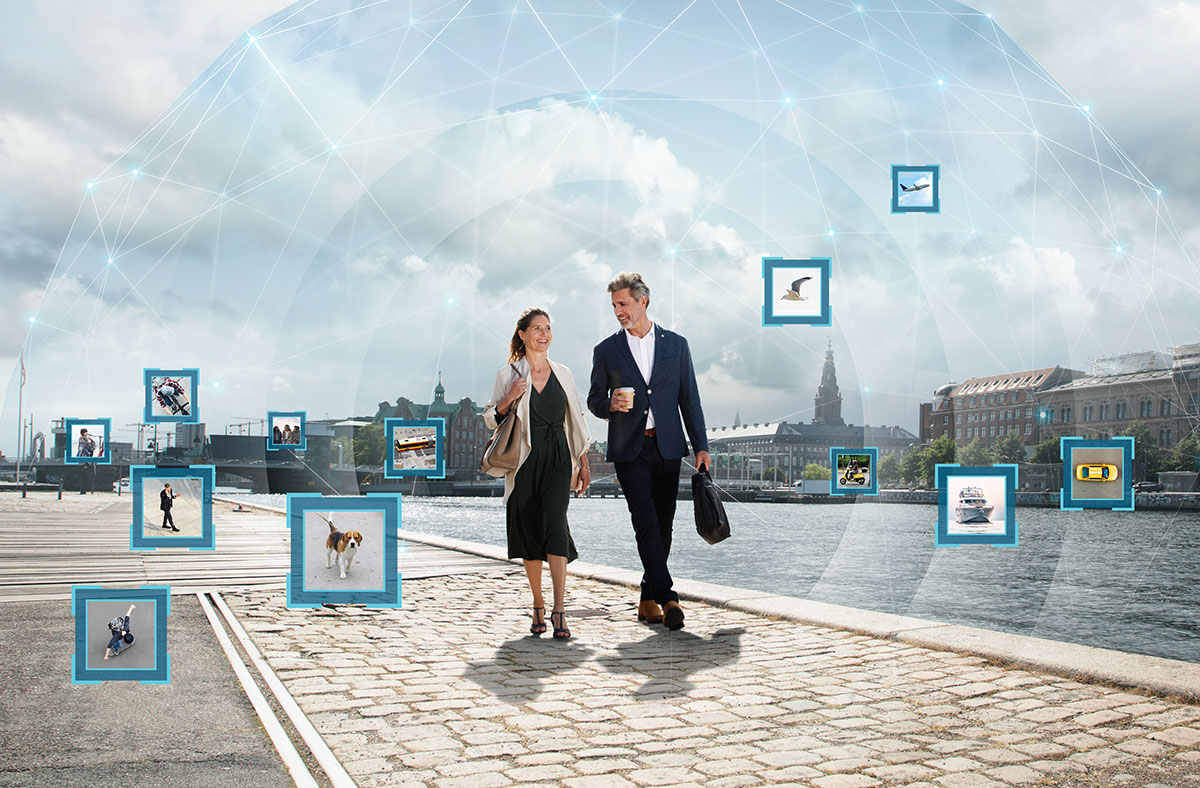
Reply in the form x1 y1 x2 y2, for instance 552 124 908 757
840 468 868 486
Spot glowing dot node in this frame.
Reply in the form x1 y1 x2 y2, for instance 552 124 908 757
213 382 221 389
937 79 944 86
986 12 992 18
1155 188 1162 196
86 182 94 190
131 169 139 175
827 229 835 237
107 257 114 264
447 297 455 304
614 12 620 19
856 5 863 11
28 316 36 324
1115 245 1123 253
1082 105 1090 112
669 248 677 255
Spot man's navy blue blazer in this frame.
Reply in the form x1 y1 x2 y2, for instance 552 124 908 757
587 325 709 463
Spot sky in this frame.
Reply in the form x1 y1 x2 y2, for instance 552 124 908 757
1 0 1198 455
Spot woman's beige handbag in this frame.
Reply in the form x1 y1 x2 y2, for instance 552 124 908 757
481 365 523 477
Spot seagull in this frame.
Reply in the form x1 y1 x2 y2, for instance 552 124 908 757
781 277 812 301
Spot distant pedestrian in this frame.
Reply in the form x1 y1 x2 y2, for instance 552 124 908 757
273 425 283 445
282 425 293 445
160 483 180 532
484 308 591 639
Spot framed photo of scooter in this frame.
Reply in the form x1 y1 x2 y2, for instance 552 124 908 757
143 368 199 424
829 447 879 496
935 463 1018 547
72 585 171 684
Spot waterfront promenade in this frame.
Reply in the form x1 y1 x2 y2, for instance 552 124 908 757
2 492 1200 787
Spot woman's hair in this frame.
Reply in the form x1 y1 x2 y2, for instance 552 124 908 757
508 308 550 362
606 271 650 304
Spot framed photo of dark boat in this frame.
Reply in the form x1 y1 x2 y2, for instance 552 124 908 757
935 464 1018 547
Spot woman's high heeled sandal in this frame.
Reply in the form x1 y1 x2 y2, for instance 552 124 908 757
530 607 546 635
551 610 570 639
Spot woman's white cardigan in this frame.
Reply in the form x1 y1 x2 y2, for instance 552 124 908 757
482 357 592 504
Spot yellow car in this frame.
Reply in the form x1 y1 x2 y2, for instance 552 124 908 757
1076 463 1118 482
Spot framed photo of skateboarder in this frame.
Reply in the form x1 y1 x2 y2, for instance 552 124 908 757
829 447 879 496
129 465 216 550
143 368 199 424
64 417 112 465
286 493 402 608
72 585 170 684
935 464 1018 547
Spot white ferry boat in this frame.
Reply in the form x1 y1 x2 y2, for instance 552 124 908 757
955 486 994 523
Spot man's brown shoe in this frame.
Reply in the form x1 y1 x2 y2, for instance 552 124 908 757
637 600 664 624
663 601 685 631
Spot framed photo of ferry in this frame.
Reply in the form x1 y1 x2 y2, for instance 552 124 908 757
935 464 1018 547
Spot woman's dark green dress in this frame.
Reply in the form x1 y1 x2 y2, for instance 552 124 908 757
507 371 578 562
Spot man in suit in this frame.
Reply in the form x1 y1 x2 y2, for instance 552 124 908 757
588 272 711 631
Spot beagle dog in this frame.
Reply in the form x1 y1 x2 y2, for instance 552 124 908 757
325 521 363 579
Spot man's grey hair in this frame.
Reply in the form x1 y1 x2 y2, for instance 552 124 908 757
606 271 650 304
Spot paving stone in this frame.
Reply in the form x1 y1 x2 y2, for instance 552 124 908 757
222 573 1200 788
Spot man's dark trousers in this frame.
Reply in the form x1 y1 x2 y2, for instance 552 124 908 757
614 436 680 605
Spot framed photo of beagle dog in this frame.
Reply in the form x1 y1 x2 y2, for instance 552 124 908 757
286 493 402 608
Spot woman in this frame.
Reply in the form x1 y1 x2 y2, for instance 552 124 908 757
484 308 591 639
282 424 293 445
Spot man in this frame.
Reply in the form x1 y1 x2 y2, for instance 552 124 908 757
160 483 180 532
76 428 96 458
588 272 711 631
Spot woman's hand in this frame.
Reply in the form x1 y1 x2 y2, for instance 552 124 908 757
500 376 527 412
574 457 591 495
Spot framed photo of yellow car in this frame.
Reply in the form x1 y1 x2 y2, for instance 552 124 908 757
829 447 878 496
1060 436 1134 511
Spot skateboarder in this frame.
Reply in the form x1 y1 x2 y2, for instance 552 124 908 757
104 604 135 659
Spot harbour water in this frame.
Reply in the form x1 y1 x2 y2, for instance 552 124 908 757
228 494 1200 664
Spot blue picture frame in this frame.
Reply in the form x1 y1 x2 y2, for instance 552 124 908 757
143 368 199 424
935 463 1018 547
1060 436 1135 511
64 417 112 465
267 411 307 451
129 465 216 550
384 418 445 478
286 493 402 608
72 585 171 684
762 257 831 327
891 164 941 214
829 446 879 496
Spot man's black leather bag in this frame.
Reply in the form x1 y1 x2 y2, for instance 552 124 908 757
691 469 730 545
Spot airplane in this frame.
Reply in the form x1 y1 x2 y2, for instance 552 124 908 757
900 178 931 192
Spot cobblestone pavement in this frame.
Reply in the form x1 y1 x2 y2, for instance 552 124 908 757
225 571 1200 788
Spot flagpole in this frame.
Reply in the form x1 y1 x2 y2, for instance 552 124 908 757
16 351 24 482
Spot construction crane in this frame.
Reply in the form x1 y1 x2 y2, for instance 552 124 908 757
229 418 267 436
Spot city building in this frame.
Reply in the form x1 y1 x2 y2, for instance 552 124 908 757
1036 348 1199 448
922 367 1083 449
374 374 490 480
706 343 917 481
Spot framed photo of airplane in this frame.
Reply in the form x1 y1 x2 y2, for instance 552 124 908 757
762 257 831 326
891 164 941 214
935 463 1018 547
1060 436 1134 511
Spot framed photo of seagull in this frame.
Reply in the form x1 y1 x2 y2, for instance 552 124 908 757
762 257 831 326
891 164 941 213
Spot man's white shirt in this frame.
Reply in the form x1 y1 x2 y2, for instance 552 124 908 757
625 322 656 430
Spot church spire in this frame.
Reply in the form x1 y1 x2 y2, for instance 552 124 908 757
813 337 844 425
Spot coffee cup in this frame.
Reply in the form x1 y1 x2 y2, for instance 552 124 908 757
615 387 635 410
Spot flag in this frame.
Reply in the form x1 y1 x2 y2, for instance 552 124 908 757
19 351 25 389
